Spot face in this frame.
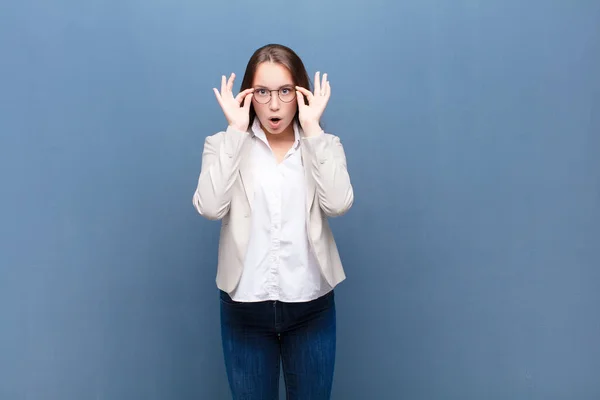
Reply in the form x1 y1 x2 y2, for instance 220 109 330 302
251 62 297 135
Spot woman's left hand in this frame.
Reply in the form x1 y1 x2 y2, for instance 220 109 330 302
296 71 331 137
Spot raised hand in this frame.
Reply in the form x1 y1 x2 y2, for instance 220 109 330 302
213 73 254 132
295 71 331 136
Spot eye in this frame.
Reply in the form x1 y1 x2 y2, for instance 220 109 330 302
255 88 267 95
280 87 291 95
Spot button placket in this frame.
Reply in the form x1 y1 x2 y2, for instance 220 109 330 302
266 169 283 296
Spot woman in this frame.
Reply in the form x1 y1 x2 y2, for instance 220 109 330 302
192 43 354 399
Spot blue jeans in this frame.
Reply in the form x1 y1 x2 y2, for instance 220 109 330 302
219 290 336 400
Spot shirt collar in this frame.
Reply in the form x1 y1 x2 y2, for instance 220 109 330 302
251 118 301 150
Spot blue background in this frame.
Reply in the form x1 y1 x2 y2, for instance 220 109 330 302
1 1 599 399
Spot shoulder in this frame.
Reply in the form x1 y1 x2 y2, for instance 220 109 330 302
204 126 251 146
323 132 340 141
302 132 342 142
301 132 347 150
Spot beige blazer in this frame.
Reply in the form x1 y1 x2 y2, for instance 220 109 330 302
192 125 354 294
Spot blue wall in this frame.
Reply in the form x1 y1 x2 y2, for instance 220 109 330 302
1 1 599 399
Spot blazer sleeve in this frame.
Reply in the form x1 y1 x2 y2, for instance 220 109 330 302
192 126 250 220
301 133 354 217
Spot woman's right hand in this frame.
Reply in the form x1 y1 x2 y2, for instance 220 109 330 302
213 73 254 132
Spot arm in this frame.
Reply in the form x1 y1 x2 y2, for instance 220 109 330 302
193 72 254 220
295 72 353 216
302 133 354 217
192 126 250 220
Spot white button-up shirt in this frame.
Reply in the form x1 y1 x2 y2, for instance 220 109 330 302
229 119 332 302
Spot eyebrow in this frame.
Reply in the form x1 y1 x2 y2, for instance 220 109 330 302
253 84 295 89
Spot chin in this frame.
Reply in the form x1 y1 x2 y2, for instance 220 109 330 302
261 119 292 135
267 127 287 135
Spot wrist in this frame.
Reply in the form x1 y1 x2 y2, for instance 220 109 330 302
301 121 323 137
228 123 247 133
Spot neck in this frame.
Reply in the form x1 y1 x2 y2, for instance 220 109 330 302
262 123 295 145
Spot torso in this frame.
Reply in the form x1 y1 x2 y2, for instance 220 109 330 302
229 120 332 302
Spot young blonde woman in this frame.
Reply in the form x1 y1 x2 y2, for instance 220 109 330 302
193 43 354 399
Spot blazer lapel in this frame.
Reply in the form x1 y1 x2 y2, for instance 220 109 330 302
300 134 316 215
239 133 255 208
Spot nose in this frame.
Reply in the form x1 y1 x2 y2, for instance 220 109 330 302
269 93 280 111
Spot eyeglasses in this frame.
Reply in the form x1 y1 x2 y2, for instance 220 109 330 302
253 86 296 104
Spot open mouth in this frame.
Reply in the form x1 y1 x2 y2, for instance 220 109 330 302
267 117 283 130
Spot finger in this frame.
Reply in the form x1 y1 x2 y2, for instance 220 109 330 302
295 86 313 102
227 73 235 93
213 88 224 108
325 81 331 98
220 75 227 94
314 71 321 95
243 93 253 111
321 73 328 94
296 90 306 109
235 88 254 104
